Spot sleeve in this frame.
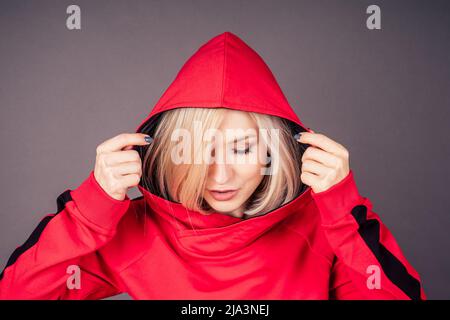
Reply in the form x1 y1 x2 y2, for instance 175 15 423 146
0 170 131 300
310 170 426 300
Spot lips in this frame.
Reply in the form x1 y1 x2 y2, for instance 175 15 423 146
208 189 239 201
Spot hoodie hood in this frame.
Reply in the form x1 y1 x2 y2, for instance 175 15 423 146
133 32 313 251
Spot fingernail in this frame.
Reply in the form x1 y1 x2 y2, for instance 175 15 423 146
294 132 304 140
144 135 153 144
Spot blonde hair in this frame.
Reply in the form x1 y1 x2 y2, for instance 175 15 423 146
141 107 304 217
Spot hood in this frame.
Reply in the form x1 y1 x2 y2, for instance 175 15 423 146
133 32 314 250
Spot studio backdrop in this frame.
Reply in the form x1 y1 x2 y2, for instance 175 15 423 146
0 0 449 300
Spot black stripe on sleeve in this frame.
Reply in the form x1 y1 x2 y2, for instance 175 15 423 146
351 204 422 300
0 190 73 281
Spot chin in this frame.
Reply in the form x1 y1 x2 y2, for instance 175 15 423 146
206 200 243 216
210 204 239 213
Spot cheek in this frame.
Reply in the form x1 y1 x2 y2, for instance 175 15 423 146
235 147 267 184
234 163 264 187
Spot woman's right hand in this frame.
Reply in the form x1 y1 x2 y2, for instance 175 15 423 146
94 133 151 201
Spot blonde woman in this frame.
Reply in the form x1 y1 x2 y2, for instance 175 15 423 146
0 32 425 300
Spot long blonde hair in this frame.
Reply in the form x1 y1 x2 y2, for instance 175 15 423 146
141 107 304 217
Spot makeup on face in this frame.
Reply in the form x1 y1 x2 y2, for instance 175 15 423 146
208 189 239 201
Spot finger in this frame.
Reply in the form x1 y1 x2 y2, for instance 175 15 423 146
301 159 328 177
102 150 141 166
297 132 346 157
112 162 142 176
300 171 320 187
301 146 339 168
118 173 141 188
98 133 150 154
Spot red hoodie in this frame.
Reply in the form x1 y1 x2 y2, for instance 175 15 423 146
0 31 425 300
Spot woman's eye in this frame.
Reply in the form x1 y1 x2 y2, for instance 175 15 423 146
233 147 251 155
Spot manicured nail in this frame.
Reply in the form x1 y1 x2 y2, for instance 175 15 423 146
294 132 303 140
144 135 153 144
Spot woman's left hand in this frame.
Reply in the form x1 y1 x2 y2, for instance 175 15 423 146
296 131 350 193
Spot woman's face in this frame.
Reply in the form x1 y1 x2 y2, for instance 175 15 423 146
203 110 267 218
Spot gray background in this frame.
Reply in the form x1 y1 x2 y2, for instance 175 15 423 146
1 0 449 299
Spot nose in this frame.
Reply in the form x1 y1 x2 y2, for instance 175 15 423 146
209 161 233 185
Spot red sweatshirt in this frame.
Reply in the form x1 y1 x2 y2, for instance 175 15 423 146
0 32 425 300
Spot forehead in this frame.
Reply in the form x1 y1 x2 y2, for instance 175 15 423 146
218 109 257 130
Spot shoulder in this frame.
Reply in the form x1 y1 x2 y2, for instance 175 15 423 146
97 196 157 272
280 197 335 265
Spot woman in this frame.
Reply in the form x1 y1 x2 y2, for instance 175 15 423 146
0 32 425 299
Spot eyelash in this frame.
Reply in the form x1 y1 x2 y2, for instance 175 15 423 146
233 146 252 154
